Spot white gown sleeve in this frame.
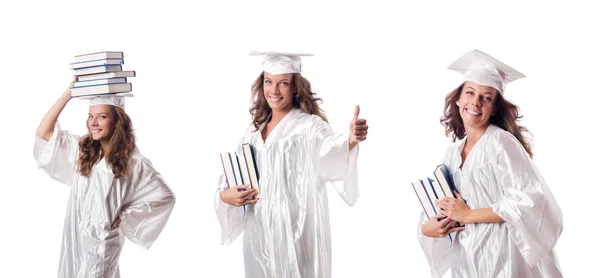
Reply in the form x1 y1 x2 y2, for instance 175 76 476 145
214 131 249 246
416 145 459 278
214 174 246 245
416 211 456 278
310 116 359 206
33 122 79 186
118 158 176 250
490 134 563 266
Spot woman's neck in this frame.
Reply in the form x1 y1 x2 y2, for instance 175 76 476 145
464 124 489 146
270 107 293 124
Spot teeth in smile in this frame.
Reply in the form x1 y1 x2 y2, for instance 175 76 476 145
467 109 481 116
269 96 282 100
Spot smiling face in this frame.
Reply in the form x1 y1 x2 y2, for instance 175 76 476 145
263 72 295 114
455 81 498 132
87 104 116 143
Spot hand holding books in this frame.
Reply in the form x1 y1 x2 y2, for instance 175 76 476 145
412 164 465 243
219 143 261 208
64 76 77 98
435 191 470 223
421 213 465 238
220 185 258 207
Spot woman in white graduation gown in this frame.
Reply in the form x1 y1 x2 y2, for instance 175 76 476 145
418 49 563 277
215 52 368 278
34 82 176 278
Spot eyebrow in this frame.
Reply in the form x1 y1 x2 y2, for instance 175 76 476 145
466 86 494 95
264 78 290 82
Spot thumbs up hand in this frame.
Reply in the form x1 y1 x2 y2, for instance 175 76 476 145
348 105 368 151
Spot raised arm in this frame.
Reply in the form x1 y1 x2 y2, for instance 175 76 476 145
36 78 74 141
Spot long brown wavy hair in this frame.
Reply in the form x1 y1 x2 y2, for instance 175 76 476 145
77 106 136 178
249 72 328 131
440 83 533 157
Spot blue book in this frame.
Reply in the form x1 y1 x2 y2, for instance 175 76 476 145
412 180 437 218
73 77 127 88
420 179 438 215
434 164 458 198
420 177 455 245
70 58 124 70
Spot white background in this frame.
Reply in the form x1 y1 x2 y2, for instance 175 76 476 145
1 0 598 277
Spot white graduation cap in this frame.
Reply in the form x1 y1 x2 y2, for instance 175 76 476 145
83 93 133 110
447 49 526 94
249 51 313 75
90 95 126 110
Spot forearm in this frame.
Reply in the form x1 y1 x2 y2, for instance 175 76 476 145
36 90 71 140
348 139 357 151
463 208 504 224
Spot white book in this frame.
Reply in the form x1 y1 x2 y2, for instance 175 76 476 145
74 65 122 76
70 58 123 70
412 180 436 218
238 153 250 185
242 144 260 199
77 71 136 82
73 51 124 63
420 179 439 215
73 78 127 88
434 164 457 198
231 153 243 185
72 92 133 99
428 177 446 201
220 153 236 188
71 83 132 97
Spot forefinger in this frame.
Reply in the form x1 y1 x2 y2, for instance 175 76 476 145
239 189 257 197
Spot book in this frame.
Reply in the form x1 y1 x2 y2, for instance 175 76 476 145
74 65 122 76
231 153 243 185
70 58 124 70
220 152 249 216
238 153 251 185
77 71 136 82
411 180 437 218
421 178 438 214
73 77 127 88
73 51 124 63
220 153 236 188
432 164 465 227
412 177 455 245
412 164 464 245
429 176 446 201
242 143 260 198
70 83 132 97
71 92 133 99
434 164 457 198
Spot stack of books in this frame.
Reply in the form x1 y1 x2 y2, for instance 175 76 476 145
220 143 260 198
412 164 463 243
69 51 136 98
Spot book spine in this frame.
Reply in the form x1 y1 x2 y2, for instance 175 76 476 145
231 153 243 185
72 78 127 88
242 144 260 198
420 179 438 215
238 153 250 185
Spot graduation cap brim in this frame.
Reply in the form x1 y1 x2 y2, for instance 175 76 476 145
447 49 526 84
